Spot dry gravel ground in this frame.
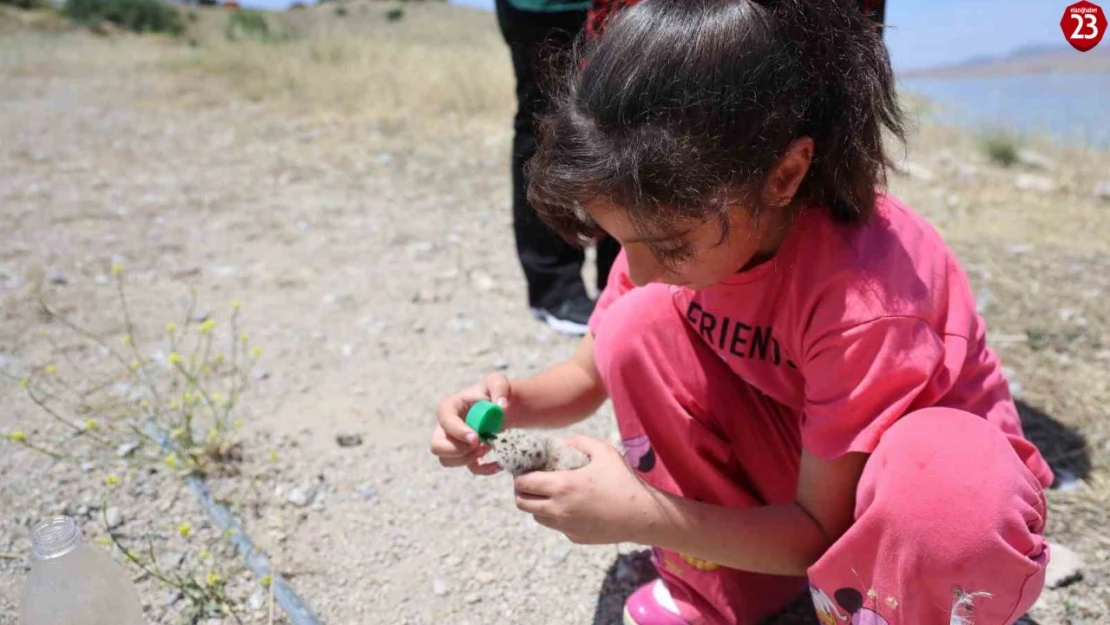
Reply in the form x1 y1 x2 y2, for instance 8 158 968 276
1 5 1109 624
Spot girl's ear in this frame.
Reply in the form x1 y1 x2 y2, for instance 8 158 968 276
763 137 814 208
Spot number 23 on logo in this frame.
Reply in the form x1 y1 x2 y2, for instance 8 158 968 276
1061 1 1107 52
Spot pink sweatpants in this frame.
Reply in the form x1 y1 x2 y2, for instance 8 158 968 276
593 285 1049 625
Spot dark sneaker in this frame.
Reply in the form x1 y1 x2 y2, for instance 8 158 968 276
531 296 595 336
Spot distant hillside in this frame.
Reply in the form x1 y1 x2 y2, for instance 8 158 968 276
902 44 1110 79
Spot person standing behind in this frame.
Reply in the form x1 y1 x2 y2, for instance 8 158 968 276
496 0 622 337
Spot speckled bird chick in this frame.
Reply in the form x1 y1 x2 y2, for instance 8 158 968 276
488 429 590 477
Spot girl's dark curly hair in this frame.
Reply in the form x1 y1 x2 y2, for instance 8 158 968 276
527 0 906 254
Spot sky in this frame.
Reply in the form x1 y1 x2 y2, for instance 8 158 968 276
244 0 1072 72
879 0 1071 71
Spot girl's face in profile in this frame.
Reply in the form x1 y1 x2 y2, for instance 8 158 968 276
587 201 790 291
587 138 812 290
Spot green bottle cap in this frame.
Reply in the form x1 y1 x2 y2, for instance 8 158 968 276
465 400 504 442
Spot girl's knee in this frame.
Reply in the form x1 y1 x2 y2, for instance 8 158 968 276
859 407 1047 574
878 406 999 455
813 409 1049 623
869 408 1039 498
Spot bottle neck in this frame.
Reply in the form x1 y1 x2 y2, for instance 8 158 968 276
30 516 83 561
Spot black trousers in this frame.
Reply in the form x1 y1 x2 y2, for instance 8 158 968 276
495 0 621 310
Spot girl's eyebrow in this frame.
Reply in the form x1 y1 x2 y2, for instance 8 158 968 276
626 227 699 246
621 234 671 245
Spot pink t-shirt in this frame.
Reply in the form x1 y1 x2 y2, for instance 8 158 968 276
590 193 1053 488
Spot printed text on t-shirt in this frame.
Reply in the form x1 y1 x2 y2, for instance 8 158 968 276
684 301 798 369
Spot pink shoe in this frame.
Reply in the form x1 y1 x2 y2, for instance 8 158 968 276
623 579 689 625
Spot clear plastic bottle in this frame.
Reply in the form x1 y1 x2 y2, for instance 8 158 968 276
20 516 145 625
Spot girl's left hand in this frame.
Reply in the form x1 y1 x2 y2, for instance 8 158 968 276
513 435 662 545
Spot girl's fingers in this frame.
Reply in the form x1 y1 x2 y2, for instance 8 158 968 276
436 393 482 447
432 377 511 471
468 459 503 476
429 426 473 459
531 515 560 531
513 471 560 497
484 373 512 409
515 492 551 516
436 441 492 468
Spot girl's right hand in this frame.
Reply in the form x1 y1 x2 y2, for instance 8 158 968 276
429 373 512 476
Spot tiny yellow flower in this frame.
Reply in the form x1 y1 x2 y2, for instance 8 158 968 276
223 528 234 539
268 449 279 463
168 352 182 365
84 418 97 431
206 428 218 442
213 354 224 364
206 572 222 587
231 300 242 311
201 364 211 375
177 522 192 538
111 262 123 276
261 574 273 588
95 536 112 547
8 431 26 443
199 319 216 334
172 428 185 439
233 419 244 430
199 548 211 559
104 474 120 486
18 379 29 389
166 322 178 335
212 392 223 403
140 399 149 409
240 333 249 344
129 360 139 371
169 399 179 410
164 454 179 469
250 346 262 359
44 364 57 375
122 335 132 346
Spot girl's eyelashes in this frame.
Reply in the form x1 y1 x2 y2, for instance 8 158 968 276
651 242 695 265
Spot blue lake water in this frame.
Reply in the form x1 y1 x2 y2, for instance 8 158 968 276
899 72 1110 150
